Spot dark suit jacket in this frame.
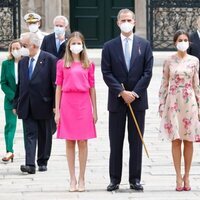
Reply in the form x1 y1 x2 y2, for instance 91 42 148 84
188 31 200 61
101 35 153 112
14 50 57 120
41 32 67 59
1 59 17 109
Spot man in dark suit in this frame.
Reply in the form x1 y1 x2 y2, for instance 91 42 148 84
188 16 200 77
41 15 70 59
14 32 57 174
101 8 153 191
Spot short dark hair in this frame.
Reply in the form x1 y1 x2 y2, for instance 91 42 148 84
173 29 189 44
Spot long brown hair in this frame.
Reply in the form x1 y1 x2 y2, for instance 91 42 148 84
64 31 90 68
7 39 22 60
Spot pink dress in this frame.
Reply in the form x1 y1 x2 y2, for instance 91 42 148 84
159 54 200 142
56 60 96 140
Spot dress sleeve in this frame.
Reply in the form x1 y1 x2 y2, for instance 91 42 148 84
55 59 64 86
193 58 200 114
88 62 95 87
158 59 170 114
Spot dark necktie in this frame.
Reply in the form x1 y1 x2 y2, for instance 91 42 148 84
28 58 34 80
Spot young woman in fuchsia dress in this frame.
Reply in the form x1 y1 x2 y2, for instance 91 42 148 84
159 30 200 192
55 31 97 192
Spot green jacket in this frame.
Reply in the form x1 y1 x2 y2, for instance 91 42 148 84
1 59 17 109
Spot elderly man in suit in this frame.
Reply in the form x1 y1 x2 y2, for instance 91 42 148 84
188 16 200 77
101 8 153 191
13 32 57 174
41 15 70 59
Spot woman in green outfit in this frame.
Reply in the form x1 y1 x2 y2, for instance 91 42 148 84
1 40 22 162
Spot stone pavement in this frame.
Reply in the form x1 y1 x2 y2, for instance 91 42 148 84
0 50 200 200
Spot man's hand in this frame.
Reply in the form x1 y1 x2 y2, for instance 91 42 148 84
120 90 135 104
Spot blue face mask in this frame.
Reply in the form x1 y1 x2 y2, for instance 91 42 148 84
54 26 65 36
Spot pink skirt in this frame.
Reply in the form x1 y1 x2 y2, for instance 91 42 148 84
57 91 96 140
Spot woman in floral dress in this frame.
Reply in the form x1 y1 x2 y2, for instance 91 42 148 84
159 30 200 191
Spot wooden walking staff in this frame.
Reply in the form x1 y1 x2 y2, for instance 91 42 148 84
121 84 150 158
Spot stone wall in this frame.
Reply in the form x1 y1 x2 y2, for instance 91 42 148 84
21 0 70 34
20 0 146 37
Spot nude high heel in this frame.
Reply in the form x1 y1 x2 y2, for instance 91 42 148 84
175 177 183 191
2 152 14 162
183 176 191 191
69 180 77 192
78 179 85 192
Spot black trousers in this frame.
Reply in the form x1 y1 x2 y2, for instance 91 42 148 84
23 116 53 167
109 108 145 184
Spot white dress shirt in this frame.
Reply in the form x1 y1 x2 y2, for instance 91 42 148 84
14 62 18 84
120 33 134 58
118 33 139 98
197 30 200 39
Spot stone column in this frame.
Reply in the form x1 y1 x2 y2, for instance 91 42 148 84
62 0 70 19
21 0 43 32
44 0 62 32
135 0 146 39
61 0 70 33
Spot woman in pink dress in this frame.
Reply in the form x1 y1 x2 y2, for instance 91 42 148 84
159 30 200 192
55 31 97 192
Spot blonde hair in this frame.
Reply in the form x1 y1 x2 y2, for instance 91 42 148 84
64 31 90 69
7 39 22 60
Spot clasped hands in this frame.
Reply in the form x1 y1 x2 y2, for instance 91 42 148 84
120 90 136 104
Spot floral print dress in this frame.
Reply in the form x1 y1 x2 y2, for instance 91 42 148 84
159 54 200 142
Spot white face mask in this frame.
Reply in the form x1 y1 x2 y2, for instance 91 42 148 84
20 47 30 56
120 22 134 33
176 41 189 52
54 26 65 36
11 49 21 59
70 44 83 54
28 24 39 33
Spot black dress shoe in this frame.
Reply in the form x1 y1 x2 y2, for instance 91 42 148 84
107 183 119 191
20 165 36 174
38 165 47 172
130 182 144 191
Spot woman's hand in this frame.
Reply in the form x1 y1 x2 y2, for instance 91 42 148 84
158 104 164 118
54 111 60 126
159 111 163 118
93 112 98 124
12 109 17 116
